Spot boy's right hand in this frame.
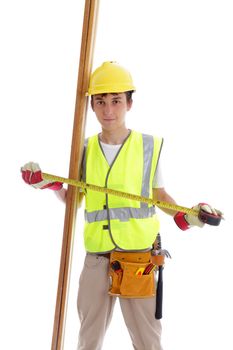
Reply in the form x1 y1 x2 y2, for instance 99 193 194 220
21 162 63 190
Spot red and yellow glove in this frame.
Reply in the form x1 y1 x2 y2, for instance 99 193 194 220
174 203 222 230
21 162 63 190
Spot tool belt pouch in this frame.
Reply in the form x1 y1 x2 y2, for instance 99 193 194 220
151 254 165 266
109 251 156 298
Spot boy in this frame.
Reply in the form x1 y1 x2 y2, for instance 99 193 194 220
22 61 220 350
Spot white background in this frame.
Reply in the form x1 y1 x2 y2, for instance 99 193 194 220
0 0 232 349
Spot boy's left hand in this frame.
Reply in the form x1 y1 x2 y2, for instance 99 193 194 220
186 203 222 227
174 203 223 230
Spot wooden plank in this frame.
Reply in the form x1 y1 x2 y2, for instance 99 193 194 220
51 1 100 349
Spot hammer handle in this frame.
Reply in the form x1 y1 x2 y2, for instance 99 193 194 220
155 265 163 320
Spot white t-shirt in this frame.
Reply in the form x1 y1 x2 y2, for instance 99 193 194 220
100 141 164 189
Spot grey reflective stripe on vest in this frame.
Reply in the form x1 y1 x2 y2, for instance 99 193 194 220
141 134 154 208
81 139 88 183
84 133 156 223
85 206 156 223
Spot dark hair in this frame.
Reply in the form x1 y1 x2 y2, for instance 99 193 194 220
125 90 135 102
91 90 135 103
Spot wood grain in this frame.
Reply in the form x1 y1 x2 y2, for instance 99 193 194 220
51 1 100 349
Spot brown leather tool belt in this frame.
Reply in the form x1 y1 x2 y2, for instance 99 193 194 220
108 251 163 298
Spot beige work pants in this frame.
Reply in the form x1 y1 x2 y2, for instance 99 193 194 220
77 254 163 350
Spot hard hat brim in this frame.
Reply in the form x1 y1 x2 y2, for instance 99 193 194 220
87 85 136 96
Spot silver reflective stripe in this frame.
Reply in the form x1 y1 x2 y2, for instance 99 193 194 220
85 206 156 223
82 134 154 197
83 133 157 223
141 134 154 208
81 139 88 182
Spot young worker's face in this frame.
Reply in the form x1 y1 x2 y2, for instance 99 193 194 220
91 93 132 132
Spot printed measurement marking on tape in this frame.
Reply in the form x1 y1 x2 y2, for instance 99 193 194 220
42 172 198 216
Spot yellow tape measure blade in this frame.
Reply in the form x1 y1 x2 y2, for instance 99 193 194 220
42 172 198 216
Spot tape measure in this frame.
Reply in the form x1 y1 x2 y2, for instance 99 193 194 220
42 172 223 225
42 172 198 216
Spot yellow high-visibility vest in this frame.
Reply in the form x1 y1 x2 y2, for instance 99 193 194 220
82 130 163 253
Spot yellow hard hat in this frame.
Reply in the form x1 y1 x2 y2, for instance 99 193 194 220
87 61 136 96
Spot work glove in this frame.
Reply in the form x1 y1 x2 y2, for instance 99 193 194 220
21 162 63 190
174 203 222 230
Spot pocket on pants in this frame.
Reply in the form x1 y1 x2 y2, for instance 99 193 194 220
84 254 107 269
